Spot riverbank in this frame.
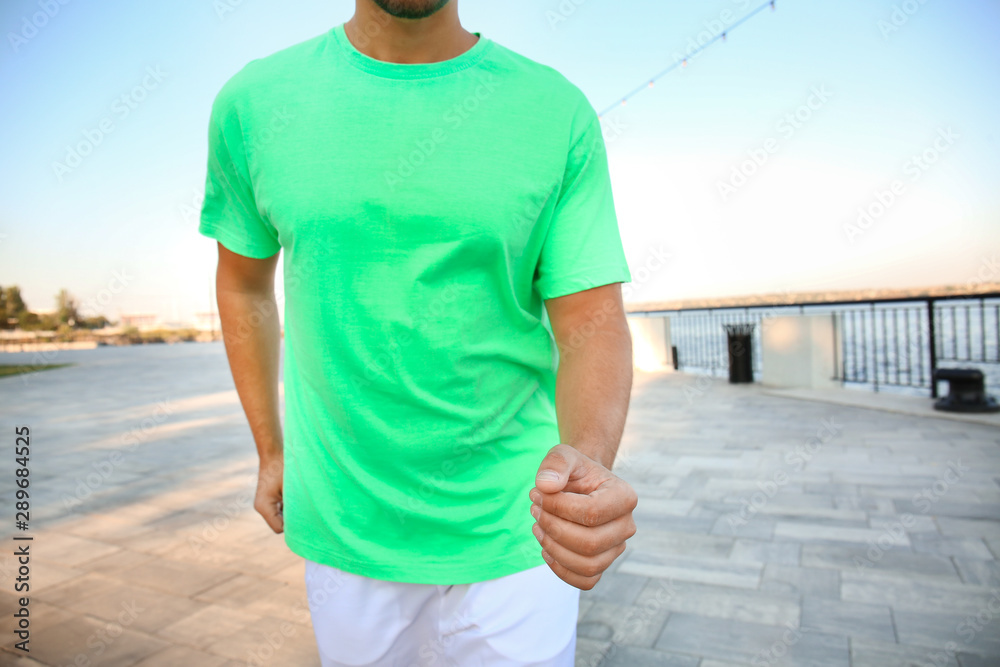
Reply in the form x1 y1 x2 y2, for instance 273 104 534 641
0 328 222 352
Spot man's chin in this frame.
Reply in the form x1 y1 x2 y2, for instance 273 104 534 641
371 0 452 20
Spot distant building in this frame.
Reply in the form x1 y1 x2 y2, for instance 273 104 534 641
120 313 159 330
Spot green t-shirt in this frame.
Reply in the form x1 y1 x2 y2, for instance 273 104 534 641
198 21 632 584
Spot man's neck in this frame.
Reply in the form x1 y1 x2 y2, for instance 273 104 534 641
344 4 478 65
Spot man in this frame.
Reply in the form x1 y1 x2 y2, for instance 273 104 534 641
198 0 637 664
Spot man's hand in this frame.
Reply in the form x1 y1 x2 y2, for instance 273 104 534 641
529 443 637 590
255 455 284 533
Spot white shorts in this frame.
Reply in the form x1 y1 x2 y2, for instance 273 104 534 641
303 559 581 667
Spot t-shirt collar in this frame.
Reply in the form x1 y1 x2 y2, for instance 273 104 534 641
330 21 491 79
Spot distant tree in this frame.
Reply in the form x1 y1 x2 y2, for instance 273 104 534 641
5 286 26 315
18 311 41 331
55 323 75 342
79 315 110 330
56 289 79 327
2 286 30 330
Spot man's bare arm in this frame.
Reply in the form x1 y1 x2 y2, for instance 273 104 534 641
215 241 285 532
528 282 638 590
545 282 633 468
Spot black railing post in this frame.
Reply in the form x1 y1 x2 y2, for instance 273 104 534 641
832 312 842 383
916 307 924 387
852 310 859 382
871 302 879 393
981 299 987 361
928 298 938 399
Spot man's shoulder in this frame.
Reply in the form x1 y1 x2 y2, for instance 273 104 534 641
210 30 329 118
484 40 594 115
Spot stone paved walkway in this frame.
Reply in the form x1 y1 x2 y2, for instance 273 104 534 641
1 342 998 666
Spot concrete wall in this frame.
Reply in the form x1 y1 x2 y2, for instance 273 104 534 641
626 315 674 372
761 314 839 389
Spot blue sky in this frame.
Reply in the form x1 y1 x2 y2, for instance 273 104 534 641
1 0 998 322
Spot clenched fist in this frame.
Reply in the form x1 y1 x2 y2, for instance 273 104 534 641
529 443 638 590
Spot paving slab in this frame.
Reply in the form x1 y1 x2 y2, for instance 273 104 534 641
654 612 849 666
155 604 260 651
728 538 801 565
910 533 997 559
893 607 1000 657
617 551 763 589
597 645 699 667
578 571 649 606
801 542 962 581
636 576 801 627
800 597 896 643
850 637 960 667
759 563 841 599
578 599 669 648
953 558 1000 586
574 637 611 667
132 645 231 667
841 569 1000 615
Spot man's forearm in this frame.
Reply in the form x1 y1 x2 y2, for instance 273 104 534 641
553 323 633 470
217 284 283 463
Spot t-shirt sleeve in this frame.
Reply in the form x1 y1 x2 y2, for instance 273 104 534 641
533 106 632 300
198 82 281 259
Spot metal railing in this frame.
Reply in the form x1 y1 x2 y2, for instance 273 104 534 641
631 293 1000 397
837 304 933 392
